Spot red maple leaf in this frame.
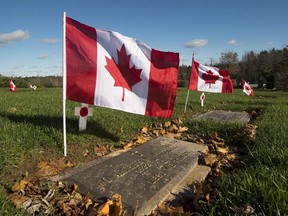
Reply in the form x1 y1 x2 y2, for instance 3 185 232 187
245 85 252 91
105 44 142 101
202 70 219 88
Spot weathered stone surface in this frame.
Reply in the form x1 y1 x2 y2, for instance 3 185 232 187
197 110 251 124
61 137 207 215
159 165 211 210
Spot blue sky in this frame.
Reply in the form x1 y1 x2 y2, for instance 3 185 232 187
1 0 287 77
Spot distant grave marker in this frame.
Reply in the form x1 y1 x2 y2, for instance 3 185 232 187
57 137 207 215
197 110 251 124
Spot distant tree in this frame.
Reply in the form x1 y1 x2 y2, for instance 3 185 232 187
217 51 240 81
219 51 239 65
178 64 190 87
240 51 259 84
274 47 288 91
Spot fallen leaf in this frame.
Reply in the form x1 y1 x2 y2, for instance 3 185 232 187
122 142 133 150
8 195 31 208
250 110 258 117
12 180 28 192
66 160 74 168
211 139 225 147
27 203 43 214
152 130 159 136
243 124 257 144
154 202 175 215
170 207 184 216
71 183 78 193
205 193 210 203
94 146 109 156
120 126 124 133
210 131 225 142
109 193 122 216
210 131 218 140
69 191 83 206
204 154 218 166
83 193 93 209
230 204 255 215
216 147 229 155
36 165 59 177
135 136 147 145
174 133 183 139
178 126 188 133
172 118 183 126
61 202 72 215
37 161 49 169
227 153 237 160
83 149 89 157
7 107 17 113
167 124 178 133
153 122 163 130
141 126 149 134
97 200 112 216
49 158 67 171
25 182 40 195
163 132 176 139
159 129 166 135
164 121 171 128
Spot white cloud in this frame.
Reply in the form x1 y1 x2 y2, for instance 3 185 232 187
185 39 208 48
227 39 238 45
37 55 49 59
12 65 25 71
48 65 61 69
0 30 29 46
40 38 59 44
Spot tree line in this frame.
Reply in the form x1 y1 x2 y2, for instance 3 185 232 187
0 76 62 88
1 46 287 90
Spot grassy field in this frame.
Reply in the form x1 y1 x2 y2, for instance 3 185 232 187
0 87 287 215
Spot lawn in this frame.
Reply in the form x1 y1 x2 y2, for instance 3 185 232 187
0 87 287 215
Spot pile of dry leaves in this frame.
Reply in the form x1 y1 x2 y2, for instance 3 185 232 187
8 159 123 215
7 118 258 215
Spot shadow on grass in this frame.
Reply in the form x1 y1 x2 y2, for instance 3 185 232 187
0 112 119 142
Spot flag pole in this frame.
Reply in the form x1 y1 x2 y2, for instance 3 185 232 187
62 12 67 157
184 53 194 113
184 89 190 113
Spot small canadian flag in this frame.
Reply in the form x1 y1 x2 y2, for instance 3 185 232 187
242 80 254 96
10 80 16 92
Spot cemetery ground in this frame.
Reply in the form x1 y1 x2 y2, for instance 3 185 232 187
0 87 287 215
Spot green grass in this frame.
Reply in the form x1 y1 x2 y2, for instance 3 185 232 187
202 92 288 215
0 87 288 215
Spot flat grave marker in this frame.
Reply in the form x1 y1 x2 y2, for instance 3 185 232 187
58 137 207 215
197 110 251 124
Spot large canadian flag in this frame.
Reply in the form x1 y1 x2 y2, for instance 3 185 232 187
65 17 179 118
188 58 233 93
10 80 16 92
242 79 254 96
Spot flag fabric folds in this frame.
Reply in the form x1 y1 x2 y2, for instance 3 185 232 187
188 58 233 93
10 80 16 92
242 79 254 96
65 17 179 118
